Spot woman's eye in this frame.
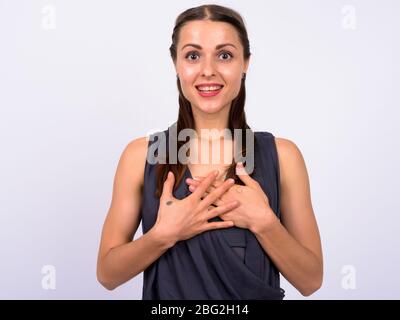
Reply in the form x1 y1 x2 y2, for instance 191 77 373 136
186 52 199 61
219 51 233 60
185 51 233 61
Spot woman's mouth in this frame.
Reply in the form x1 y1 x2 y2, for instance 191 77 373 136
195 84 224 98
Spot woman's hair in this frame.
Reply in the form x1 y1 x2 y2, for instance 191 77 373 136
155 4 252 197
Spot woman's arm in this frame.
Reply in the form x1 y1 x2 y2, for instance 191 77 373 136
250 138 323 296
96 137 175 291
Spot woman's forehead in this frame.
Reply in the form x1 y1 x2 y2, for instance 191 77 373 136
178 21 240 49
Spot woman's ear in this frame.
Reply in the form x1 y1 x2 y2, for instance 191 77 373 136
243 57 250 75
174 64 179 80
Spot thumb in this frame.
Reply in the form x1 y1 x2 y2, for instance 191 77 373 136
236 162 258 188
161 171 176 199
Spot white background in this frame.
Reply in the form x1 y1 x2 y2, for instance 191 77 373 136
0 0 399 299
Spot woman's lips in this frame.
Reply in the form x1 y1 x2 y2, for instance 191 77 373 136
196 85 224 98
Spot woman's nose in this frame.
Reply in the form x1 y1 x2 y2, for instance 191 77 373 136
200 57 216 77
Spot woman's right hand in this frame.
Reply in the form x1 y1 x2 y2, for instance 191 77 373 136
152 170 240 247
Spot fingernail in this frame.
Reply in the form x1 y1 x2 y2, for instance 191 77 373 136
228 178 235 184
237 162 243 167
193 176 200 181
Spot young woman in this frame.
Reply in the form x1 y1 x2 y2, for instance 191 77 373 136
96 4 323 299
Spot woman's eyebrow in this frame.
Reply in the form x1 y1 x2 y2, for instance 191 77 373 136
181 43 237 51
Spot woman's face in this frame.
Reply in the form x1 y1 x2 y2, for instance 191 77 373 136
174 20 249 115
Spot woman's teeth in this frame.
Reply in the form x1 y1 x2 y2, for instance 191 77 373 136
197 85 223 92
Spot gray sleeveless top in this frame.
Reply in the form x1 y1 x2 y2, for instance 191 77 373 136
140 126 285 300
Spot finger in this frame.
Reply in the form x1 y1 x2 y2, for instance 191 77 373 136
214 198 224 206
189 183 216 195
197 176 224 187
200 220 234 232
236 162 259 188
201 198 226 210
201 196 224 207
204 200 240 221
161 171 175 200
190 170 219 201
186 178 223 189
186 178 225 205
198 178 235 210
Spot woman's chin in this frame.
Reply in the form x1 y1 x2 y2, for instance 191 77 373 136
193 101 230 114
197 105 225 114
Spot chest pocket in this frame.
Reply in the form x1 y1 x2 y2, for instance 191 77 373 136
221 227 247 262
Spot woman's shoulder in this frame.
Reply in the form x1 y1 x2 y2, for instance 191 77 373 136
255 130 301 154
273 136 308 189
118 136 149 187
274 136 303 160
255 131 306 178
123 136 149 159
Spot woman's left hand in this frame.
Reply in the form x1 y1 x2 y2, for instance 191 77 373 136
185 162 278 232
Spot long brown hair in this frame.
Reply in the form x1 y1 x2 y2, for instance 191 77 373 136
155 4 252 198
